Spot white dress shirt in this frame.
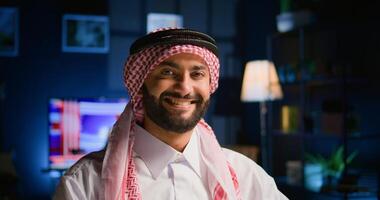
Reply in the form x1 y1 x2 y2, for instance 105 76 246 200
133 124 210 200
54 125 288 200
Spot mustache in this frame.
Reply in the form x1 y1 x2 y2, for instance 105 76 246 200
160 91 203 103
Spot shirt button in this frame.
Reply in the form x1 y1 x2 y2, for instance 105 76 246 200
175 154 184 163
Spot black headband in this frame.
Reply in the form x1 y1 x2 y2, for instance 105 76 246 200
130 29 219 57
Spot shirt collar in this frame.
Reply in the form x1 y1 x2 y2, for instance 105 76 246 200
133 124 202 179
182 127 201 178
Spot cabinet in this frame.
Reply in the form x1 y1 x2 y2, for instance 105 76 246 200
266 25 380 199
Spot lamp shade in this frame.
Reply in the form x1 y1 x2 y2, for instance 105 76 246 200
241 60 283 102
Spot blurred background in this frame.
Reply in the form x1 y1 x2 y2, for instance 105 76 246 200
0 0 379 199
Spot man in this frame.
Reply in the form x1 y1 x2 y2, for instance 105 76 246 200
54 28 288 200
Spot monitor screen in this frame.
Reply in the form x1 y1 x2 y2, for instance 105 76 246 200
48 97 128 169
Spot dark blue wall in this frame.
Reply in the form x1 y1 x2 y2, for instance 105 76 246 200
0 1 123 198
236 0 277 145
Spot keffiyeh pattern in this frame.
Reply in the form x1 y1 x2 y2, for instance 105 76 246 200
102 29 241 200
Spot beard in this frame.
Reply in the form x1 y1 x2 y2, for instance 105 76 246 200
141 86 209 134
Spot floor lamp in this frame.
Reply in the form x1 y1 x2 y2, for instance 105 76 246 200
241 60 283 171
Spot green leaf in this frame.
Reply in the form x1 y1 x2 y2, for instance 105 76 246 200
346 150 358 164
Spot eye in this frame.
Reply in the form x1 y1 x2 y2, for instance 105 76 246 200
160 68 174 76
191 70 206 79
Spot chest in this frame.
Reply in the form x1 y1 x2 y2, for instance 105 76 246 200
133 157 211 200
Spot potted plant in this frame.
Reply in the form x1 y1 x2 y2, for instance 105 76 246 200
305 146 358 187
276 0 316 32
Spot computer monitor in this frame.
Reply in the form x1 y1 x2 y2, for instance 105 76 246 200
48 97 128 169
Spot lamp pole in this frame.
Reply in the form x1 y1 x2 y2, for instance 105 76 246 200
260 101 269 172
241 60 282 175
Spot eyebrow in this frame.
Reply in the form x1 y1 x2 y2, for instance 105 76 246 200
160 61 180 69
192 65 207 71
160 61 207 70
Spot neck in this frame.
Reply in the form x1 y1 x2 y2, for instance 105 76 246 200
143 116 194 152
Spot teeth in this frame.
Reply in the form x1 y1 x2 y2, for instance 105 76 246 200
171 100 191 106
167 98 192 106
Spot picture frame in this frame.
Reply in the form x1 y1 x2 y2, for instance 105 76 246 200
0 7 19 57
147 13 183 33
62 14 109 53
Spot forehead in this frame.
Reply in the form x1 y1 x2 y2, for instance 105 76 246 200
158 53 208 69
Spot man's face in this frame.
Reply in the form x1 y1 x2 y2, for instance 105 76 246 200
142 53 211 133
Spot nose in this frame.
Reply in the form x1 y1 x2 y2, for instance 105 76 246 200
173 73 193 96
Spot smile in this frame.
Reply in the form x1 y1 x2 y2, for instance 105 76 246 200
163 97 198 108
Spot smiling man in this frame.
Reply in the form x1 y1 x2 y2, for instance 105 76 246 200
54 28 288 200
142 53 211 152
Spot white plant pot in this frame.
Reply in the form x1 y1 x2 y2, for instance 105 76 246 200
304 163 323 192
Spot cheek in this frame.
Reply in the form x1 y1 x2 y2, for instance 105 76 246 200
198 81 211 99
144 79 172 97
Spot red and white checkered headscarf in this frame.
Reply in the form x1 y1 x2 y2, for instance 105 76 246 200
102 28 241 200
124 44 219 122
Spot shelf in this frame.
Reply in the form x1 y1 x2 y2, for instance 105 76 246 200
272 130 380 140
279 77 369 88
271 132 343 141
268 24 325 39
275 176 378 199
267 20 380 184
272 130 334 137
268 22 376 41
345 134 380 140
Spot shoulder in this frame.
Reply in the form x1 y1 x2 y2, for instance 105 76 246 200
54 150 105 200
221 147 265 178
64 150 105 177
221 148 289 200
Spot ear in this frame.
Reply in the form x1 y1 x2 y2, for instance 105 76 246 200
138 84 147 95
